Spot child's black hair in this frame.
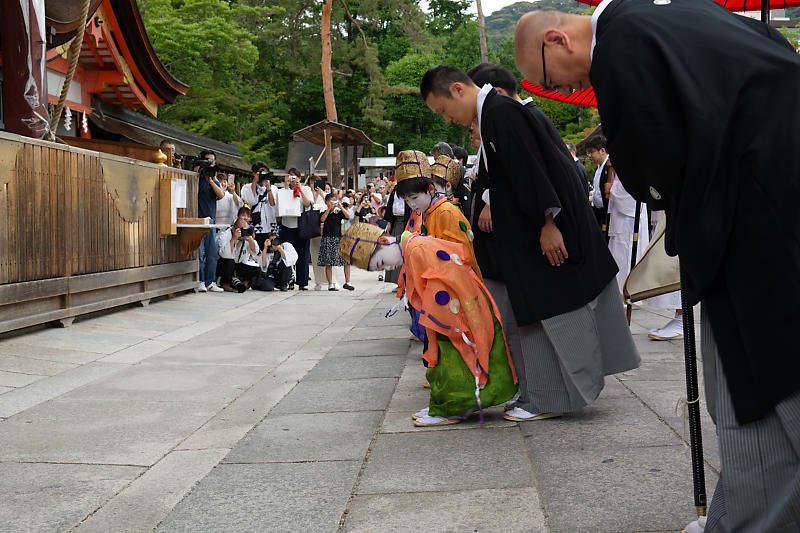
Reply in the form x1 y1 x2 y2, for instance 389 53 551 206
395 177 431 198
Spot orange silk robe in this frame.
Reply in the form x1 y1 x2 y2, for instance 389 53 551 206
398 231 515 387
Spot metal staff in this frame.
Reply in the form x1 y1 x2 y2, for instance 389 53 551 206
680 267 707 518
625 200 642 325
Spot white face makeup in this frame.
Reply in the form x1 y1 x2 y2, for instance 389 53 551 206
368 238 403 271
402 191 433 213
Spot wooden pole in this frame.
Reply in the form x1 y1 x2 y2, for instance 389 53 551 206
352 145 359 190
476 0 488 63
324 128 333 185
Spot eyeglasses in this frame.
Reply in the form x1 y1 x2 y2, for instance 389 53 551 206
541 41 556 92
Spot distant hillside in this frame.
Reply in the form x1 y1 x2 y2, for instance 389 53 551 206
485 0 591 50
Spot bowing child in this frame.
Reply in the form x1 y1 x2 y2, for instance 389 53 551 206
339 223 517 427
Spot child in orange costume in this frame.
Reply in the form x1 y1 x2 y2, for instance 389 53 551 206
397 152 481 279
339 223 517 427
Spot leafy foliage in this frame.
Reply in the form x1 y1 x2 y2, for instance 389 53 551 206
140 0 598 165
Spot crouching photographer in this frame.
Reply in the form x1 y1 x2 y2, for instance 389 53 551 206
216 218 261 292
251 232 297 292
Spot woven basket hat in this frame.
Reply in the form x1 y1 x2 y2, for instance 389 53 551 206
431 155 462 189
394 150 431 183
339 223 385 270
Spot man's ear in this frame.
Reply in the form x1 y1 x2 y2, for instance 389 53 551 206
446 182 453 192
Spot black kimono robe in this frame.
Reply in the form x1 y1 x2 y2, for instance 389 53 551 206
591 0 800 423
479 89 618 325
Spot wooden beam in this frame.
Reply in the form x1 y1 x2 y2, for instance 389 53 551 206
324 128 333 182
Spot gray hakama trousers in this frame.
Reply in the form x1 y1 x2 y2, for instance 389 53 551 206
702 307 800 533
484 279 640 413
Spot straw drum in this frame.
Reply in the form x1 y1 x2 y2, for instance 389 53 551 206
394 150 431 183
339 223 385 270
431 155 462 189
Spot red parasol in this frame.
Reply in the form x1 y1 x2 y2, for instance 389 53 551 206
520 79 597 107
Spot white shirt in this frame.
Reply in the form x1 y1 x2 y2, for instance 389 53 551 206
476 83 493 173
591 0 615 60
260 241 298 270
342 207 355 231
215 191 241 226
217 228 260 266
392 192 406 216
592 154 609 208
608 171 638 218
241 183 277 233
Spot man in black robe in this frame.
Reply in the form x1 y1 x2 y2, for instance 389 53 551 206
420 65 640 422
515 2 800 531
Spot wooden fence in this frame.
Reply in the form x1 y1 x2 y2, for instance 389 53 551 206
0 131 200 333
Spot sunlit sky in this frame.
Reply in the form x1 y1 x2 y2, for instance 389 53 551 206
419 0 533 17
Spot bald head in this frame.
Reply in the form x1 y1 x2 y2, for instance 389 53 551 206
514 10 593 95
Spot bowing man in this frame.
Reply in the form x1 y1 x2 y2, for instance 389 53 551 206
420 65 640 423
515 3 800 531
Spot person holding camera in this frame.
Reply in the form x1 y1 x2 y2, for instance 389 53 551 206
195 150 225 293
252 232 297 291
216 216 261 292
241 162 277 249
318 193 354 291
279 168 313 290
215 173 242 226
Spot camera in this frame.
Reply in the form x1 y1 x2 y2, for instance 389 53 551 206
198 165 217 180
334 207 341 214
258 170 272 184
196 157 215 167
267 237 281 248
230 276 247 293
240 226 253 237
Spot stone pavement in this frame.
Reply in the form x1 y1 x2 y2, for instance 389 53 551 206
0 270 718 533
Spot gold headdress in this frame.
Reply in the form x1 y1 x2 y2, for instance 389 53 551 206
338 223 385 270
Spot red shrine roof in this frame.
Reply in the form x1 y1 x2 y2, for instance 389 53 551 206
44 0 187 117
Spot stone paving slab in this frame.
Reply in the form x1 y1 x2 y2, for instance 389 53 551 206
0 354 78 376
304 355 405 381
155 461 362 533
224 411 383 463
527 443 717 533
326 337 411 357
342 487 548 533
0 398 217 466
0 342 104 364
152 337 303 366
0 462 143 533
0 369 46 387
357 427 535 495
62 362 267 405
520 396 682 452
72 448 229 533
270 377 398 415
0 361 126 418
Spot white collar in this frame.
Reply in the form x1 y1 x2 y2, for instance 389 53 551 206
477 83 493 172
520 96 533 105
591 0 614 60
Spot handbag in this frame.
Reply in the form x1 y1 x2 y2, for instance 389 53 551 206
623 213 681 302
298 207 321 240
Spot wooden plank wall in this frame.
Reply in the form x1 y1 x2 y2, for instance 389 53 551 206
0 136 197 286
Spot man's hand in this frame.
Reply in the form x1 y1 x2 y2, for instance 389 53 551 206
604 182 612 195
245 235 256 248
540 215 568 266
232 227 242 241
478 204 492 233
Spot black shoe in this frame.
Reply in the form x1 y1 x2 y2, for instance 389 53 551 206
288 283 295 290
279 285 289 292
343 283 355 290
299 286 308 291
378 275 383 281
328 286 338 291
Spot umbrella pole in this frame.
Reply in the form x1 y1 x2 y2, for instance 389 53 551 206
602 192 611 244
679 267 707 517
762 3 770 24
625 200 642 324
